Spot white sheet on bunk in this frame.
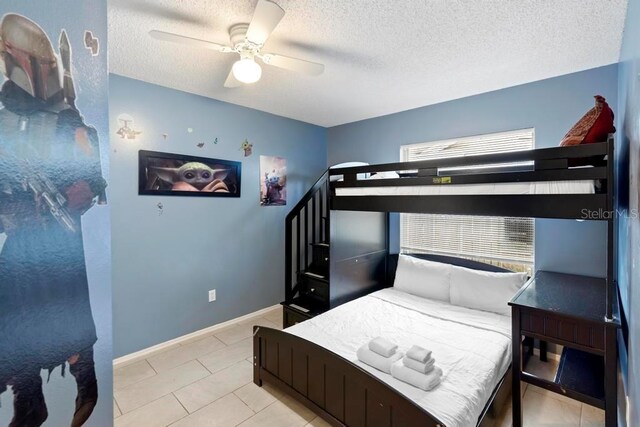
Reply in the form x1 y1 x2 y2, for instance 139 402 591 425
285 288 512 427
335 179 595 196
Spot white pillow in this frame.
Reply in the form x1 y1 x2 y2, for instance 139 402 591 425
393 255 451 302
449 265 528 315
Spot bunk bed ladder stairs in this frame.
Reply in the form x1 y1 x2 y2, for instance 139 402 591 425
285 170 331 312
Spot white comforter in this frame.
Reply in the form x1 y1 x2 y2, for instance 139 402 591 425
286 288 512 427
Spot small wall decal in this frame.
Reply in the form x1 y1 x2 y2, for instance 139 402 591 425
260 156 287 206
115 113 142 140
213 137 218 145
84 30 99 56
196 142 205 148
240 139 253 157
187 128 194 133
157 202 164 215
162 133 168 141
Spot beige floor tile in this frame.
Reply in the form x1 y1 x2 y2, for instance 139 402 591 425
147 336 227 372
526 384 582 408
263 308 283 326
114 394 188 427
169 393 254 427
115 360 210 414
114 359 157 391
522 387 581 426
214 323 254 345
523 357 559 382
580 404 605 426
198 338 253 373
237 400 310 427
306 416 332 427
234 382 284 412
114 399 122 418
174 360 253 413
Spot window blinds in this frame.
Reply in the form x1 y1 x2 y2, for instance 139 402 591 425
400 129 535 273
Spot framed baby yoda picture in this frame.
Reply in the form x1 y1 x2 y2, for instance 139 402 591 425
138 150 241 197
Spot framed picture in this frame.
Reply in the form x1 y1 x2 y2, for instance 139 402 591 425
260 155 286 206
139 150 241 197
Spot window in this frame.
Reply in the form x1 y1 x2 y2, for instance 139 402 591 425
400 129 535 274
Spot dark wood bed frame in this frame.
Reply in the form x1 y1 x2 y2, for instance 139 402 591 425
254 137 617 426
253 254 516 427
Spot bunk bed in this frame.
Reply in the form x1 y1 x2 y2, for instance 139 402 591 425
253 137 620 427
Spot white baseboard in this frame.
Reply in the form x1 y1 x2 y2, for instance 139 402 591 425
113 304 281 369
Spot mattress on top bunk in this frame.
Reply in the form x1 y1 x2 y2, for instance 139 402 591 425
285 287 512 427
335 179 595 196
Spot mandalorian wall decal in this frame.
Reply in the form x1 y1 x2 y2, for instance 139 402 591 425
0 12 107 426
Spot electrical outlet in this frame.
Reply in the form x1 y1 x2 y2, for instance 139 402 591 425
208 289 216 302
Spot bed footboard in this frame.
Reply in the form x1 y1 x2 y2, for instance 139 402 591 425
253 326 446 427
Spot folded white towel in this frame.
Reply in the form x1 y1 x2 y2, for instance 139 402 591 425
368 337 398 357
357 344 403 374
406 345 432 363
402 355 435 374
391 362 443 391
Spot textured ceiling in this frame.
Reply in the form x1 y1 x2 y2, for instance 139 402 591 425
108 0 628 127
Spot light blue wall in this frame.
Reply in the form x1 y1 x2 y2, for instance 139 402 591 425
616 0 640 424
327 65 619 278
110 75 326 357
0 2 112 426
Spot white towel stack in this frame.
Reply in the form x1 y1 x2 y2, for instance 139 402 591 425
391 345 443 391
357 337 402 374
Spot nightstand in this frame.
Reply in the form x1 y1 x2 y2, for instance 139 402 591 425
509 271 620 427
281 298 327 328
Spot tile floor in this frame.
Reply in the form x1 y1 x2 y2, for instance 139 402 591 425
113 307 605 426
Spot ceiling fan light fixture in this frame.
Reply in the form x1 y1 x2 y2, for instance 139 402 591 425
232 58 262 84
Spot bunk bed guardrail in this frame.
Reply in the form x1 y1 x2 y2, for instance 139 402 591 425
329 139 613 222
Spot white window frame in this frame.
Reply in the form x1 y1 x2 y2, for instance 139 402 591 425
399 129 535 274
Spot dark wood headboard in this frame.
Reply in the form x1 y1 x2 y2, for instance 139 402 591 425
386 253 513 286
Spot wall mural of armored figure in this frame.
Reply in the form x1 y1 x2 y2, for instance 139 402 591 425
0 12 107 427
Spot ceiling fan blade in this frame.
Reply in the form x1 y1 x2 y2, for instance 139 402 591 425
245 0 285 45
261 53 324 76
149 30 233 53
224 68 242 88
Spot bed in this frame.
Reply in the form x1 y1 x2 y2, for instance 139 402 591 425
253 255 519 427
335 178 596 196
330 140 612 219
270 137 617 426
286 287 512 427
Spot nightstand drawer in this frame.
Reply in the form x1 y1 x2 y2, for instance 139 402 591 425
520 310 605 352
300 275 329 304
283 306 312 328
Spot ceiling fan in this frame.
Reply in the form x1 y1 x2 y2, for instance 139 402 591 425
149 0 325 87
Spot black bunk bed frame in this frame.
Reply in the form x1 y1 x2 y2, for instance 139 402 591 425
253 137 619 427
